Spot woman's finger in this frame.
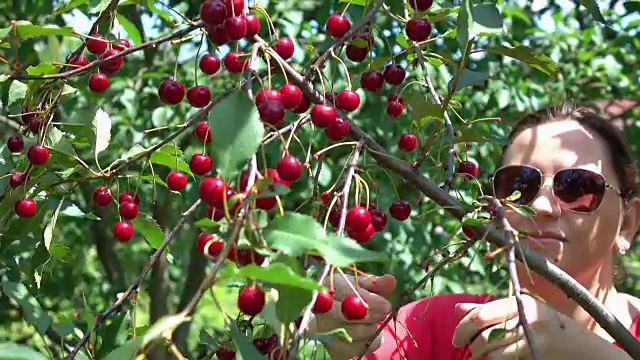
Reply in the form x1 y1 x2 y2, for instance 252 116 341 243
469 317 523 358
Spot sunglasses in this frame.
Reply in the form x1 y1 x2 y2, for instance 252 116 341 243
491 165 624 213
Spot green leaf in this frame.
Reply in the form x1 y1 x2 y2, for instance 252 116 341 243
26 63 59 76
1 281 52 334
82 293 94 339
193 218 222 231
45 127 77 157
369 55 392 70
338 0 370 6
0 21 77 40
487 328 507 343
131 214 164 249
221 263 323 291
53 0 89 16
43 198 64 251
144 0 174 23
142 314 189 346
307 327 353 343
506 203 536 218
486 45 558 77
319 235 388 267
450 131 509 145
116 14 142 45
149 151 194 177
457 1 503 47
102 338 143 360
209 90 265 180
92 108 111 157
578 0 607 25
90 0 113 13
0 343 47 360
229 322 267 360
275 285 311 324
8 80 27 106
450 69 490 92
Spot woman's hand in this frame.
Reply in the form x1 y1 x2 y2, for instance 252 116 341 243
452 294 632 359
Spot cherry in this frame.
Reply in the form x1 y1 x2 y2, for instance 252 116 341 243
276 155 302 182
347 223 375 244
113 38 131 50
312 290 334 314
88 73 109 93
93 186 113 207
207 25 230 45
383 64 406 86
98 49 124 74
199 176 227 206
255 193 277 210
321 192 330 204
389 200 411 221
324 117 350 141
244 14 261 37
15 199 37 218
326 14 351 38
345 44 368 62
352 32 374 48
237 170 251 191
113 221 134 242
328 208 341 228
405 18 432 42
195 121 213 143
199 54 221 75
86 34 108 55
224 51 248 73
388 93 404 103
278 84 302 109
335 90 360 112
119 192 140 205
187 85 211 108
360 70 384 92
398 133 417 152
292 94 311 114
215 348 236 360
408 0 434 12
254 337 275 354
207 205 225 221
258 99 285 126
233 247 265 267
7 135 24 153
458 160 478 179
310 104 337 128
27 145 50 166
167 171 188 191
341 295 368 320
9 172 26 188
158 79 185 105
223 0 243 16
68 54 90 67
237 285 266 316
273 37 294 60
369 209 387 232
346 206 371 232
387 101 403 118
189 153 213 176
200 0 227 26
324 92 336 105
264 168 290 187
20 107 36 125
197 233 224 256
119 201 139 220
462 225 475 239
255 89 282 105
224 16 247 40
29 117 42 133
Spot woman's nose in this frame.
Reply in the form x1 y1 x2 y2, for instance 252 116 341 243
529 182 562 218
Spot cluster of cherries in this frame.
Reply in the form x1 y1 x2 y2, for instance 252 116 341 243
79 33 130 93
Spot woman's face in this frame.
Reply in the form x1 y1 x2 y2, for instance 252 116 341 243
499 119 625 283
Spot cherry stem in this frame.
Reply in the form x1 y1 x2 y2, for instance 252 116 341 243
355 175 370 209
336 267 367 307
329 49 351 90
329 265 336 292
254 6 277 40
314 66 326 97
346 265 377 281
143 124 186 134
340 2 351 16
264 47 288 83
314 141 359 157
194 33 205 86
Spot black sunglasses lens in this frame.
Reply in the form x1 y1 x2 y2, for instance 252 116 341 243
553 169 606 212
494 166 542 204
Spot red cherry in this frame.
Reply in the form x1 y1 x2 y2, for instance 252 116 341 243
199 54 221 75
208 205 225 221
255 89 282 105
255 193 277 210
113 221 134 242
409 0 434 11
389 200 411 221
19 107 36 125
398 133 417 152
15 199 37 218
98 49 124 74
93 186 113 207
341 295 368 320
27 145 50 166
388 93 404 103
28 117 43 134
224 51 248 73
187 85 211 108
113 38 131 50
119 192 140 205
68 54 90 67
86 34 108 55
370 209 387 232
345 44 368 62
258 99 285 126
328 208 341 228
405 18 432 42
360 70 384 92
215 348 236 360
224 16 247 40
352 32 374 47
387 101 404 118
321 192 330 204
88 73 109 93
7 135 24 153
238 285 266 316
335 90 360 112
462 225 475 239
167 171 188 191
312 290 334 314
158 79 185 105
458 160 478 179
346 206 371 232
200 0 228 26
207 24 230 45
264 168 290 187
223 0 243 16
9 172 26 188
199 177 227 206
324 117 350 141
348 223 375 244
119 201 139 220
276 155 302 182
326 14 351 38
189 153 213 176
310 104 337 128
234 247 265 267
244 14 261 37
383 64 406 86
324 91 336 105
197 233 223 256
292 94 311 114
253 337 273 354
278 84 302 109
273 37 294 60
195 121 213 143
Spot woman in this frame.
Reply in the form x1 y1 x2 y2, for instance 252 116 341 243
310 103 640 359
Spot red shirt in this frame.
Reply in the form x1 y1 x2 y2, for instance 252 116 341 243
359 293 640 360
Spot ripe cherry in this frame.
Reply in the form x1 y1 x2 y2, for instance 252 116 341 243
389 200 411 221
189 153 213 176
9 172 26 188
167 171 188 191
348 223 375 244
29 117 43 134
324 117 350 141
256 193 277 210
27 145 50 166
93 186 113 206
310 104 337 128
113 221 134 242
292 94 311 114
224 51 248 73
462 225 475 239
326 14 351 38
20 107 35 125
273 37 294 60
341 295 368 320
276 155 302 182
7 135 24 153
224 16 247 40
346 206 371 232
207 25 230 45
68 54 90 67
119 201 139 220
158 79 185 105
345 44 368 62
223 0 243 16
199 177 227 206
215 348 236 360
312 290 334 314
398 133 418 152
458 160 478 179
264 168 290 187
195 121 213 143
208 205 225 221
233 247 265 267
255 89 282 105
200 0 227 26
360 70 384 92
86 34 108 55
119 192 140 205
197 233 224 256
238 285 266 316
88 73 109 93
199 54 221 75
245 14 261 37
383 64 406 86
15 199 37 218
405 18 432 42
187 85 211 108
335 90 360 112
408 0 434 12
113 38 131 50
278 84 302 109
258 99 285 126
98 49 124 74
387 101 404 118
388 93 404 103
370 209 387 232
